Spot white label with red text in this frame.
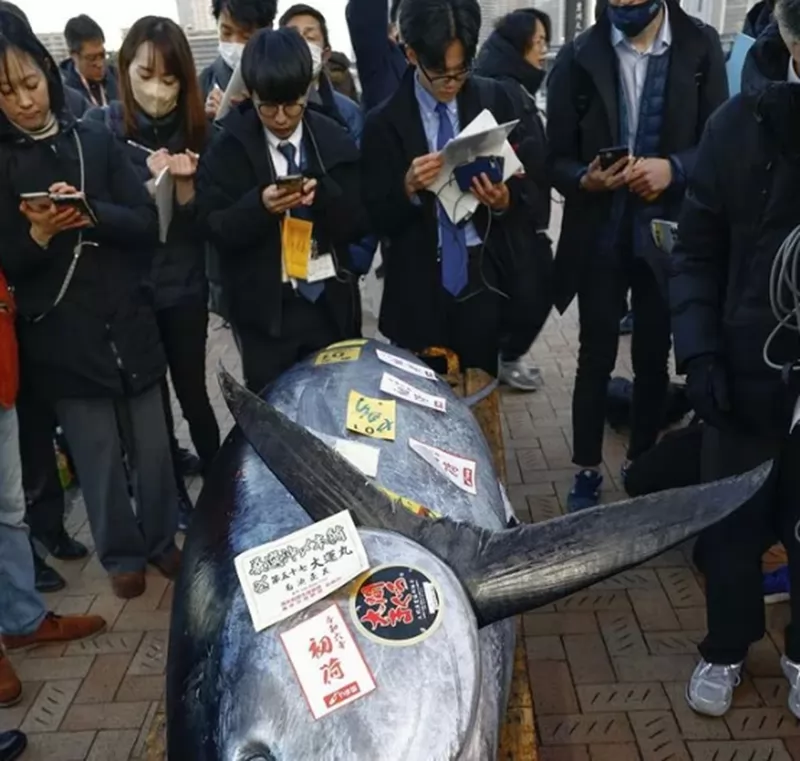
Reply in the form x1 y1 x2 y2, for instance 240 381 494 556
379 372 447 413
281 603 377 719
234 511 369 632
408 438 477 495
375 349 437 381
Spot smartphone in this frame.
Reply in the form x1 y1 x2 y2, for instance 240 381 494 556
20 192 52 211
453 156 505 192
50 193 98 224
598 145 630 171
276 174 305 194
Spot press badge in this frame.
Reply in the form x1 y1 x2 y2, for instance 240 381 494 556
281 217 335 283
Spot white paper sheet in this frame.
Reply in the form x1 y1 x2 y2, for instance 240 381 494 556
429 109 523 225
154 167 174 244
216 61 246 122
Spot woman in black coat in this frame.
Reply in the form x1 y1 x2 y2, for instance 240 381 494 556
0 13 179 600
86 17 221 521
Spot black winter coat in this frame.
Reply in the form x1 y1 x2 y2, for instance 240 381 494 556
85 102 208 310
670 23 800 436
546 0 728 313
59 59 120 106
195 102 368 338
0 115 165 400
360 70 541 352
199 57 233 101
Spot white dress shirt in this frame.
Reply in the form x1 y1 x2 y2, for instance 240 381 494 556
265 122 304 176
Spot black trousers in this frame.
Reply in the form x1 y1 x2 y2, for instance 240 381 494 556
573 256 671 466
236 293 347 395
15 379 66 550
697 425 800 664
157 302 220 473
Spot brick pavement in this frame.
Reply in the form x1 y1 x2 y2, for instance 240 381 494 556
2 302 794 759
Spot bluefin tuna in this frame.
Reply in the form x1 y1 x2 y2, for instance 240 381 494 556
167 340 770 761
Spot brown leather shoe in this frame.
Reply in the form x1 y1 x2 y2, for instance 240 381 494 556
0 654 22 707
151 547 182 580
1 612 106 652
111 571 146 600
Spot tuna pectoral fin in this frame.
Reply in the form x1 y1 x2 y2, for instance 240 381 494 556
464 462 773 627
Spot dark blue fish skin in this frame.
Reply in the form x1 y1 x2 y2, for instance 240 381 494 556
168 342 516 760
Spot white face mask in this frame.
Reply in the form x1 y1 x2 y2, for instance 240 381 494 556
219 41 244 70
129 43 180 119
307 41 324 78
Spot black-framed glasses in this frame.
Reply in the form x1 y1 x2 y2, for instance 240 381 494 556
419 63 471 85
255 100 306 118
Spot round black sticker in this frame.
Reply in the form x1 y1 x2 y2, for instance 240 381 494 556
350 565 442 646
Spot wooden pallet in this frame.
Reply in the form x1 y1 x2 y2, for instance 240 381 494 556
148 368 537 761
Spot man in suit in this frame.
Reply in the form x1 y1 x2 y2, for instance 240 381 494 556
547 0 728 510
360 0 539 376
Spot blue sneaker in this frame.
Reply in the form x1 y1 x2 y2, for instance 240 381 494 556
567 469 603 512
764 565 790 605
619 311 634 335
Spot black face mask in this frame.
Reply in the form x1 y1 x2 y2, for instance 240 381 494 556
608 0 664 38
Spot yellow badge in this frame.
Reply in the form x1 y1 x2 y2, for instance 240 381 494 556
346 391 396 441
378 486 441 519
315 346 361 365
281 216 313 280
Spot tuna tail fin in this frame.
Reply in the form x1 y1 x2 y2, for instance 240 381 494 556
221 369 772 627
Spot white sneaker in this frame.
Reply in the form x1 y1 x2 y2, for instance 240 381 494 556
781 655 800 719
686 659 743 717
498 359 543 392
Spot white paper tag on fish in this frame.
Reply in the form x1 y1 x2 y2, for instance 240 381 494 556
281 603 376 720
234 511 369 632
306 427 380 478
379 372 447 413
408 438 477 495
376 349 437 381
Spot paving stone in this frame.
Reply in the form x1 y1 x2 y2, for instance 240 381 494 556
65 633 143 657
538 713 634 745
62 701 151 731
687 740 791 760
112 610 170 632
22 731 96 761
86 595 126 630
675 608 707 632
730 677 767 708
55 595 96 616
26 644 67 659
642 549 690 569
20 680 81 733
127 631 167 677
74 653 133 705
592 570 661 592
86 729 139 760
754 678 790 707
523 612 598 636
556 592 631 612
613 654 697 683
130 701 160 759
527 494 562 523
662 682 730 740
539 746 591 761
657 569 706 609
564 634 615 684
517 447 548 474
16 656 94 682
0 682 42 732
577 683 669 713
590 744 642 761
529 661 580 714
116 675 165 703
629 588 681 632
629 711 691 761
726 709 800 738
525 635 566 661
158 584 175 612
645 631 704 656
121 576 169 613
598 612 649 657
746 637 784 678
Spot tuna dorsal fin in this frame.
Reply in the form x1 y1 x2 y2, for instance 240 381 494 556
221 369 773 627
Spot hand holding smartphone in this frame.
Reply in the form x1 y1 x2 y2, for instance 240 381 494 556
275 174 306 194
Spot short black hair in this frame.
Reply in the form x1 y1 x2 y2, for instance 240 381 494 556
493 8 551 55
400 0 481 70
0 1 29 27
0 9 65 116
390 0 403 24
241 26 312 104
278 4 330 48
211 0 277 28
776 0 800 40
64 15 104 54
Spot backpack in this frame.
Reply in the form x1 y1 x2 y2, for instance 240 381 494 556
0 270 19 409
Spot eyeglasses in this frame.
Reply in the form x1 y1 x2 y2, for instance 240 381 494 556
255 101 306 118
80 51 106 64
419 63 471 85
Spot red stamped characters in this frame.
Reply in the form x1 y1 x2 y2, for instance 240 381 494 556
359 577 414 631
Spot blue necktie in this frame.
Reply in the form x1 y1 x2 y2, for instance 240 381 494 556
435 102 468 296
277 141 324 303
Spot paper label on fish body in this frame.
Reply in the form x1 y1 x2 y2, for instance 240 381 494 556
375 349 437 381
346 391 396 441
281 603 376 720
234 511 370 632
306 427 380 478
408 438 477 495
377 486 442 519
315 346 361 365
379 372 447 413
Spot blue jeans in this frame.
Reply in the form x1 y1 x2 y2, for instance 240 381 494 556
0 406 46 636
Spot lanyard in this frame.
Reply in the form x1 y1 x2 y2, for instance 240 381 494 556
78 71 107 108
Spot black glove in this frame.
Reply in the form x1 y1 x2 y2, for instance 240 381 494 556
684 355 735 431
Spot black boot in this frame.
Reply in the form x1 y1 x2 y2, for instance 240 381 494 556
177 492 195 533
33 552 66 594
0 731 26 761
48 531 89 561
177 447 202 477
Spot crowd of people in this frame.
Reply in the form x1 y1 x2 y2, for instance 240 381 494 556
0 0 799 755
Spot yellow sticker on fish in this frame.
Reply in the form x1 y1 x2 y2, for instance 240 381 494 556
315 346 361 365
378 486 441 519
325 339 368 350
346 391 396 441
